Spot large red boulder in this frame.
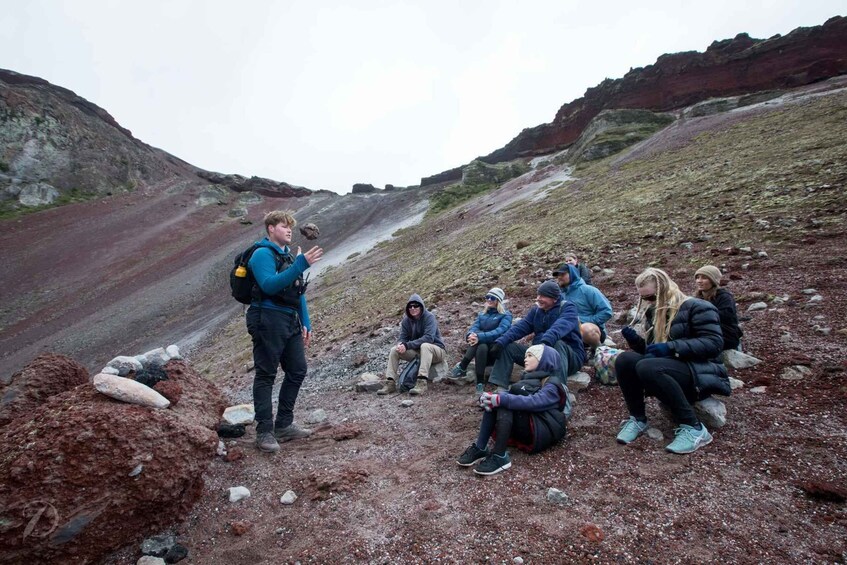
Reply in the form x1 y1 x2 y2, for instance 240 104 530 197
0 353 89 427
0 359 225 564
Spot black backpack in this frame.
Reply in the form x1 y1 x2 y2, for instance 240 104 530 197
230 244 308 305
230 243 266 304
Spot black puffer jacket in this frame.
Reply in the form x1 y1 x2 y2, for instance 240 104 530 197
707 288 743 351
630 298 730 398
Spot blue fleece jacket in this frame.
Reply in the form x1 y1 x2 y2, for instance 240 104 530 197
494 297 585 367
560 264 612 333
247 238 312 331
498 345 565 412
399 294 445 350
466 308 513 343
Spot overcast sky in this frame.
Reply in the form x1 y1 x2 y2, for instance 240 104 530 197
1 2 843 193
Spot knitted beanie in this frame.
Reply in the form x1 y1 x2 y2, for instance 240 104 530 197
526 344 545 362
695 265 722 287
537 280 561 299
487 287 506 302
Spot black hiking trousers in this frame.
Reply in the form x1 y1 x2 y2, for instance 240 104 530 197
615 351 699 427
247 306 308 434
459 343 496 383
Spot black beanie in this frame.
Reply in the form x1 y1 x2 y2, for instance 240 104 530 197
537 280 561 299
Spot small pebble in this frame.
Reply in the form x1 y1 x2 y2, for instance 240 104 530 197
400 400 414 408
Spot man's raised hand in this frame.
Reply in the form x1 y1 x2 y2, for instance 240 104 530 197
302 246 323 266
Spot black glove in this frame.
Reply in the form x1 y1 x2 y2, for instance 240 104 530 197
645 343 671 358
489 343 503 357
621 326 639 344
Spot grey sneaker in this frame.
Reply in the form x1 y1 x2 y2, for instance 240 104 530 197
616 416 649 444
473 452 512 476
273 423 312 442
450 363 467 379
457 443 489 466
256 431 280 453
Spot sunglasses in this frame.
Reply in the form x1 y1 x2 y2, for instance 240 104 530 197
408 304 422 309
640 295 657 302
485 295 499 301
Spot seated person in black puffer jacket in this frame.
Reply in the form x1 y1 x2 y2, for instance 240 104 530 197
615 268 730 455
693 265 743 352
456 344 568 476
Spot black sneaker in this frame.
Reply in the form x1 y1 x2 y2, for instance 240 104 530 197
457 443 489 466
473 452 512 476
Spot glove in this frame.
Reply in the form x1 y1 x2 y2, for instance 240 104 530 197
478 392 501 412
621 326 639 344
645 343 671 358
489 343 503 357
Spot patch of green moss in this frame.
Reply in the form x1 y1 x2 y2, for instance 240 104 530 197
428 182 496 215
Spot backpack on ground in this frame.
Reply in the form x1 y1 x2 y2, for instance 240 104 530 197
397 357 421 393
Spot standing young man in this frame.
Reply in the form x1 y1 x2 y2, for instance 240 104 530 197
247 210 323 453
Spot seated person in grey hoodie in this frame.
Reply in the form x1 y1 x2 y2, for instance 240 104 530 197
378 293 446 397
456 344 568 476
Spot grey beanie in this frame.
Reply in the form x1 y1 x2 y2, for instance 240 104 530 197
487 287 506 302
537 280 561 300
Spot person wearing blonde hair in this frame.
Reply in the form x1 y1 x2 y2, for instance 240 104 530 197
694 265 743 351
564 252 592 285
246 210 323 453
615 268 730 454
449 287 513 394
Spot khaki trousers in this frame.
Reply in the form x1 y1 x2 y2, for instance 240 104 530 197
386 343 446 380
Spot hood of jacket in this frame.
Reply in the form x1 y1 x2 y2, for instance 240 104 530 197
255 237 290 256
561 264 584 291
406 293 426 318
536 344 562 374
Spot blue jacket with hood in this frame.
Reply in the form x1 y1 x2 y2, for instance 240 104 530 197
560 264 612 334
399 294 445 350
466 308 513 343
498 345 566 412
494 296 585 368
247 238 312 331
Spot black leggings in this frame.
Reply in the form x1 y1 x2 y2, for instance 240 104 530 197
615 351 699 427
459 343 496 384
477 407 533 456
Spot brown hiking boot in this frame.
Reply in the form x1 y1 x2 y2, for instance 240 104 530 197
409 377 428 396
256 431 280 453
273 423 312 442
376 378 397 395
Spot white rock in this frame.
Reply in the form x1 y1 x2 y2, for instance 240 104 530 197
217 441 227 457
681 242 694 250
229 486 251 502
802 288 817 295
128 464 144 477
400 400 414 408
107 355 143 376
750 386 767 394
280 490 297 505
747 302 767 312
694 398 727 429
100 366 120 375
739 246 752 253
728 377 744 390
645 427 664 441
721 349 761 369
809 295 824 303
757 251 768 258
305 409 327 424
568 372 591 392
741 263 750 270
165 344 182 359
223 404 255 425
815 327 832 335
514 558 525 565
546 487 569 504
780 365 812 381
137 557 166 565
142 347 170 366
134 354 148 367
92 373 170 409
601 268 615 276
780 333 792 343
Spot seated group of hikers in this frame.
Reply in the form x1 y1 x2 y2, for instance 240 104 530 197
377 255 742 476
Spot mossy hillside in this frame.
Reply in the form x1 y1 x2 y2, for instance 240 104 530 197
428 159 530 215
311 90 846 347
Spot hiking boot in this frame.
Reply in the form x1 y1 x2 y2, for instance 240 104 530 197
473 452 512 476
457 443 489 467
665 423 713 454
255 431 280 453
273 423 312 442
409 378 428 396
616 416 649 445
376 378 396 395
450 363 467 379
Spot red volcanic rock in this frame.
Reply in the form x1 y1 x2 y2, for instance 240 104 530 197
580 523 605 542
0 359 224 564
231 521 251 536
421 16 847 184
153 380 183 406
0 354 89 427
